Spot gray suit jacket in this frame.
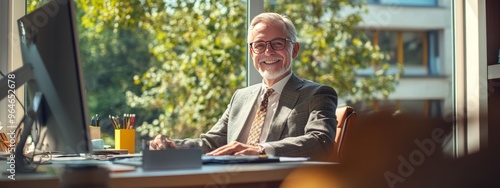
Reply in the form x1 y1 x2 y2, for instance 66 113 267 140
199 73 338 161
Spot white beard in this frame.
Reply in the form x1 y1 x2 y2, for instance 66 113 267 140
258 64 291 80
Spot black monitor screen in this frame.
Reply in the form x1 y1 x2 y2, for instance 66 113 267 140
17 0 91 154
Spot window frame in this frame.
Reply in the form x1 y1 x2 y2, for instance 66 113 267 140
246 0 264 86
452 0 489 157
1 0 25 133
361 30 436 76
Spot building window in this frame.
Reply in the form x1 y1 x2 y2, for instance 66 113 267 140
402 32 425 67
365 30 440 76
376 30 398 65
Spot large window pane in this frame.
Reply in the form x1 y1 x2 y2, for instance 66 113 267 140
428 31 441 75
378 31 399 65
27 0 248 141
403 31 425 67
259 2 454 159
368 30 431 75
264 1 401 103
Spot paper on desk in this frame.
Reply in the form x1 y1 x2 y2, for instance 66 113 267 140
279 157 310 162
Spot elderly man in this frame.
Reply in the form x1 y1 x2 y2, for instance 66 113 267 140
150 12 338 161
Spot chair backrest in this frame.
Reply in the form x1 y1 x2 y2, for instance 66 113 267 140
330 106 356 162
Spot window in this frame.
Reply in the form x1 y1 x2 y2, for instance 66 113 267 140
0 1 8 75
1 0 25 133
376 31 399 65
0 1 8 130
25 0 249 139
403 32 425 67
366 30 440 76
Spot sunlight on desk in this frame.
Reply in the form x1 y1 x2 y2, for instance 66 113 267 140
1 154 336 188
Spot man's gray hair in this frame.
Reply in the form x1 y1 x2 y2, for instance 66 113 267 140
248 12 297 42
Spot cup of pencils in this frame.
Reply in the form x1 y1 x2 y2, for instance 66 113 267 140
89 114 101 140
110 114 136 154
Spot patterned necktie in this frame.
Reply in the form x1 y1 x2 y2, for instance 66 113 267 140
247 87 275 145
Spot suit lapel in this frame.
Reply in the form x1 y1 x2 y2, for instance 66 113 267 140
227 86 260 142
265 74 304 142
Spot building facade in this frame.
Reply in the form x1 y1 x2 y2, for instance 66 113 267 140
350 0 452 119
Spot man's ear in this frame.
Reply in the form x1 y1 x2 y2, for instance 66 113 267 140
292 42 300 58
249 45 255 56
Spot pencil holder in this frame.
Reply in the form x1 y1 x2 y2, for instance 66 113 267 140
88 126 101 140
115 129 135 154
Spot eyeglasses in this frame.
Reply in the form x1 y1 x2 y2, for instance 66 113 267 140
249 38 295 54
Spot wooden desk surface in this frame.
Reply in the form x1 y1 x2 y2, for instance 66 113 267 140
0 160 336 188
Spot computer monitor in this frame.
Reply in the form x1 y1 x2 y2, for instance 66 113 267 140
14 0 91 165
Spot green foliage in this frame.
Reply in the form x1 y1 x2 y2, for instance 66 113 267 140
77 0 248 139
125 0 248 139
28 0 163 135
28 0 399 140
268 0 399 101
77 0 163 135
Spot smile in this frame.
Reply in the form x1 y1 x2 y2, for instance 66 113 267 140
259 57 283 65
262 60 281 65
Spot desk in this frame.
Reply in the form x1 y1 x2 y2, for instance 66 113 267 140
0 161 336 188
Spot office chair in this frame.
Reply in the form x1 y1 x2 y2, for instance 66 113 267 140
330 105 357 162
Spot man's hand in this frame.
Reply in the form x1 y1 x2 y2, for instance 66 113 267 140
148 134 176 150
206 141 261 156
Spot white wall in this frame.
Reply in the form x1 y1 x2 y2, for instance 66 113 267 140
359 5 450 30
0 0 25 133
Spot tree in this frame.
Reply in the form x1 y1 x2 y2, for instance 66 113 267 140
268 0 398 100
28 0 162 138
127 0 398 139
28 0 399 140
125 0 248 138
